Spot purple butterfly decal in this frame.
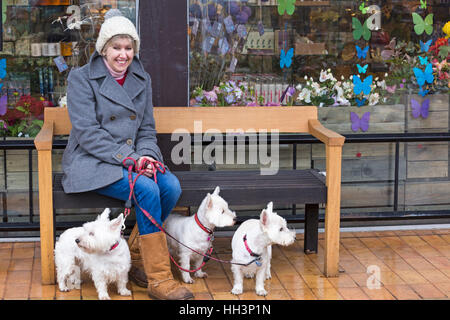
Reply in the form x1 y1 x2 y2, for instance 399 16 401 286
0 95 7 116
350 111 370 132
411 98 430 119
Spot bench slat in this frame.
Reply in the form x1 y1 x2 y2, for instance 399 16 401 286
52 170 326 209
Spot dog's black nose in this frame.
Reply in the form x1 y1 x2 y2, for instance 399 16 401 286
75 238 80 244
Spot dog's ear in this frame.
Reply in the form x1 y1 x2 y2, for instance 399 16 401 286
206 193 213 210
98 208 111 221
213 186 220 195
110 213 124 231
267 202 273 213
260 209 269 228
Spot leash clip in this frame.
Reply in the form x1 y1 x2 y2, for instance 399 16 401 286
255 257 262 267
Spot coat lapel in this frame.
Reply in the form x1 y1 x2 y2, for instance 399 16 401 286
89 52 146 112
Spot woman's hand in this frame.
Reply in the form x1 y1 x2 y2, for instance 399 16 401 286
136 156 162 178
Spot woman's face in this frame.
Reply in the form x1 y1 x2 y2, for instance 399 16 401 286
103 37 134 73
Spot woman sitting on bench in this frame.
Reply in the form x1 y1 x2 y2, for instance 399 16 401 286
61 9 193 300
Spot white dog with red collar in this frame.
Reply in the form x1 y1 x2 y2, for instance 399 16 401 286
231 202 296 296
165 186 236 284
54 208 131 300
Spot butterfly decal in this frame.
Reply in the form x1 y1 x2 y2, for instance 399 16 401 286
0 95 6 116
355 98 367 107
420 39 432 52
413 63 434 87
352 17 371 41
353 75 373 95
411 98 430 119
418 86 429 97
355 45 369 59
386 84 397 94
350 112 371 132
280 48 294 69
359 2 368 14
0 59 7 79
357 64 368 74
420 0 427 9
277 0 296 16
418 56 428 65
412 13 433 35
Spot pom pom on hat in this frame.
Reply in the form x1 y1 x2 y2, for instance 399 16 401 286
95 9 140 55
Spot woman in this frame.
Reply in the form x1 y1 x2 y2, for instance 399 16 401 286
61 9 193 300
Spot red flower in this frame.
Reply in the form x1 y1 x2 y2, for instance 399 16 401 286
429 38 448 56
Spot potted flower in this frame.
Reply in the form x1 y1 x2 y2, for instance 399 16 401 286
0 95 54 138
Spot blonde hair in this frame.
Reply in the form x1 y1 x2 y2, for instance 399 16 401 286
101 34 137 56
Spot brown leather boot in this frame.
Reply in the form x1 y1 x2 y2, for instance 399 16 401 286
128 232 148 288
139 232 194 300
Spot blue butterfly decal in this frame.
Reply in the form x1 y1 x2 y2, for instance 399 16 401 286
353 75 373 95
418 56 428 65
355 98 367 107
418 86 429 97
413 63 434 87
420 39 432 53
280 48 294 69
357 64 368 74
355 45 369 59
0 59 7 79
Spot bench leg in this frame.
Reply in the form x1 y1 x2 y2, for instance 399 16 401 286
324 145 342 277
304 204 319 254
38 150 55 284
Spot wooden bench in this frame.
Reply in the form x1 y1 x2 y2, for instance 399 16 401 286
35 106 345 285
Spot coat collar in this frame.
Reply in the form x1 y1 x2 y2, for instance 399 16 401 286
89 52 146 112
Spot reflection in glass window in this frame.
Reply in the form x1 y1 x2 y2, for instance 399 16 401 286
188 1 449 108
0 0 137 137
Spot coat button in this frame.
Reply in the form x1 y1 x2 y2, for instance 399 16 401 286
129 115 136 120
126 139 133 145
110 116 116 121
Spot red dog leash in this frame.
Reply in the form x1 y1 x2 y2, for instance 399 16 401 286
121 157 261 271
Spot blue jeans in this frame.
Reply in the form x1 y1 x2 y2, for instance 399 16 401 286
94 168 181 235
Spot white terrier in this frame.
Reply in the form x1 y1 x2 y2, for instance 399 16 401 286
230 202 296 296
54 208 131 300
165 186 236 284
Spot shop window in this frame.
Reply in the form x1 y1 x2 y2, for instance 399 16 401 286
0 0 137 137
188 0 449 108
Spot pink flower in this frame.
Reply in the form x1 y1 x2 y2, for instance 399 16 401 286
204 90 218 103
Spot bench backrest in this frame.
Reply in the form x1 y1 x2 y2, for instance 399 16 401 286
43 106 318 135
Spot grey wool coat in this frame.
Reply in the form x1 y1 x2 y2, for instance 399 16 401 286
61 51 163 193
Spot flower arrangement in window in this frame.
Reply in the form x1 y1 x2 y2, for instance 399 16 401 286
190 80 259 106
0 95 54 137
295 69 386 107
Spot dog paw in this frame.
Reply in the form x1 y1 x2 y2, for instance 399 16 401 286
231 286 243 295
256 288 268 296
244 272 255 279
119 288 132 296
98 293 111 300
182 276 194 284
58 286 69 292
194 271 208 278
265 272 272 280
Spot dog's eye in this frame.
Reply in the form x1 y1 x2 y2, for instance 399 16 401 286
279 227 283 232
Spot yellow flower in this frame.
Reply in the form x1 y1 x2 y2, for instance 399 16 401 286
444 21 450 39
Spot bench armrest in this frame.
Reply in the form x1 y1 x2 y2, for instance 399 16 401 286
308 119 345 147
34 120 54 151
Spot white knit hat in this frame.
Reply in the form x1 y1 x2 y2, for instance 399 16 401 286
95 9 140 55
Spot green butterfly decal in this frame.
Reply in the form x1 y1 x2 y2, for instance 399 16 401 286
359 2 368 14
352 17 371 41
412 13 433 35
420 0 427 9
277 0 296 16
